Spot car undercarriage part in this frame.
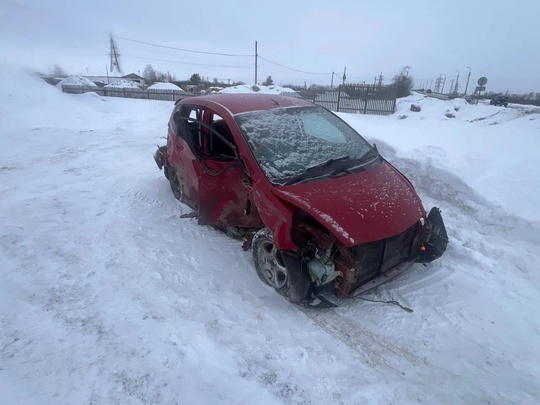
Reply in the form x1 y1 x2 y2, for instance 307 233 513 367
307 243 342 286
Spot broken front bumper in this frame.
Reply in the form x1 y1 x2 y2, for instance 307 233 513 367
346 207 448 297
416 207 448 263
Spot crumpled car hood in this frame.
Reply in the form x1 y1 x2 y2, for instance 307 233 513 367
272 161 425 246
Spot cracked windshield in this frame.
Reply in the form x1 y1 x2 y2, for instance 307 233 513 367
236 106 374 184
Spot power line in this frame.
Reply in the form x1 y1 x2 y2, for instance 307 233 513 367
122 54 252 69
115 35 253 57
113 35 334 82
258 55 332 76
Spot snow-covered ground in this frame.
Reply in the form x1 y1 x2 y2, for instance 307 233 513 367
1 67 539 404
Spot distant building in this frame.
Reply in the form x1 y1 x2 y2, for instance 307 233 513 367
83 75 121 86
81 73 144 86
121 73 145 86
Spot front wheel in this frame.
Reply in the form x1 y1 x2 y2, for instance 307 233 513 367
252 228 311 302
252 228 289 296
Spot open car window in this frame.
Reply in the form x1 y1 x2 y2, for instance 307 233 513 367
174 106 203 156
206 113 236 159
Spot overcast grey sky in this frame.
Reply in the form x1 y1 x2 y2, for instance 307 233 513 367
1 0 539 93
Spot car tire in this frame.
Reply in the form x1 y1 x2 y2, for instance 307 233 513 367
252 228 289 297
168 167 182 200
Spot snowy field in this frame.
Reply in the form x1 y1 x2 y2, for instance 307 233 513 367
1 67 539 404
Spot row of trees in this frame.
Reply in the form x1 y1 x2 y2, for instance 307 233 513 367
142 65 177 84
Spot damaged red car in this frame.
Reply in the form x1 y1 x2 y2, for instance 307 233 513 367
154 94 447 307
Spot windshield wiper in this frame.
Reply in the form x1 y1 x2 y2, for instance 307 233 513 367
284 155 351 185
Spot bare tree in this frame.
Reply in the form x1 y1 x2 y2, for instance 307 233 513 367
392 66 413 98
142 65 158 85
52 64 68 78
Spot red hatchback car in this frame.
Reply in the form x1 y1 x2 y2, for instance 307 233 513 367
154 94 447 307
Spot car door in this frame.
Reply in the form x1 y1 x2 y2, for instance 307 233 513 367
167 105 203 209
194 109 264 228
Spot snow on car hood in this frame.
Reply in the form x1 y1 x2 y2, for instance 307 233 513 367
272 161 425 246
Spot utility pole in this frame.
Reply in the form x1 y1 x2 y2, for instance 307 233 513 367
342 66 346 85
441 74 446 93
109 33 122 74
377 72 384 87
254 41 258 85
453 70 460 95
464 66 472 96
449 79 454 95
331 72 334 88
434 75 443 93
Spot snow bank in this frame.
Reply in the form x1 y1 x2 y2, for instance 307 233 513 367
340 95 540 221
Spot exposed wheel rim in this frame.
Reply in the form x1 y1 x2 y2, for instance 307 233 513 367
256 238 288 289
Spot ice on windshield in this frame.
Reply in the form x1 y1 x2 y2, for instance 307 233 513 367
236 106 373 184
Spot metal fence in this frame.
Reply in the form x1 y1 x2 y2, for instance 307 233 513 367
284 84 397 115
61 83 397 115
61 85 193 101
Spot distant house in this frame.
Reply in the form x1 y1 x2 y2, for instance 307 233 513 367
122 73 145 86
83 75 121 86
81 73 144 87
41 76 62 86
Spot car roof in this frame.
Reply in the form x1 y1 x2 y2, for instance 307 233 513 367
177 93 315 115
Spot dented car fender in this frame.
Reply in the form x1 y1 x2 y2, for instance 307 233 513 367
250 180 297 250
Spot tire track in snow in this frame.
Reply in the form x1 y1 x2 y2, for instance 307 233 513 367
297 306 498 403
298 306 427 369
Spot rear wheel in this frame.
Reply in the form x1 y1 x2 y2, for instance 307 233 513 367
168 167 182 200
164 165 170 180
252 228 289 296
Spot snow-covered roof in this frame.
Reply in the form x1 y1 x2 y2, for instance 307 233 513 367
219 83 298 95
104 79 141 89
147 82 182 91
56 74 98 88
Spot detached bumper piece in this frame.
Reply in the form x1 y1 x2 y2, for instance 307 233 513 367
416 207 448 263
154 145 167 170
302 294 338 309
